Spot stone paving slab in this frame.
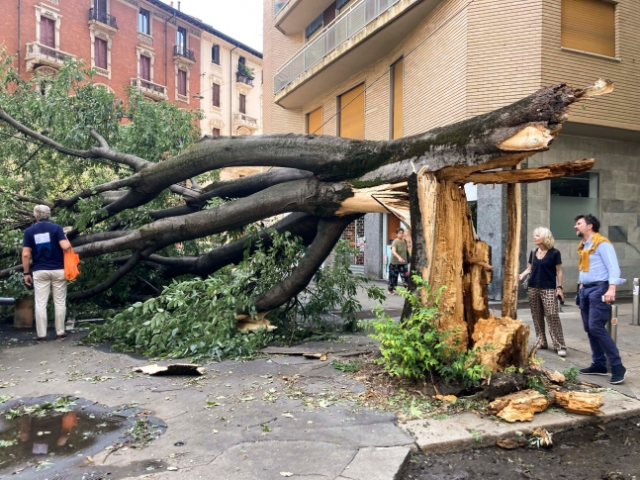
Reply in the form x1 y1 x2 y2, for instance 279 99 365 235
402 391 640 454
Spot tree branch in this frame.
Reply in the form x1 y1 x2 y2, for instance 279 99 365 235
466 158 595 184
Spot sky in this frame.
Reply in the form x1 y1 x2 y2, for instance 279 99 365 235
161 0 264 52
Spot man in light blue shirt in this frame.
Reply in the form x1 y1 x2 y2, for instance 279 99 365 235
574 214 626 384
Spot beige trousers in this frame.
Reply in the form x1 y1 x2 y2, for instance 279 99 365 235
33 269 67 338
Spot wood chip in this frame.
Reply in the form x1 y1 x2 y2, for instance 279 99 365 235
488 389 550 422
554 391 604 416
496 438 527 450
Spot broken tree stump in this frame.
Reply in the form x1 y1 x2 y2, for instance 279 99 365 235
554 391 604 415
488 389 550 422
472 315 530 371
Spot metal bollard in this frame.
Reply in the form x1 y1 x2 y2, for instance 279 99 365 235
606 303 618 344
0 298 15 306
632 278 640 326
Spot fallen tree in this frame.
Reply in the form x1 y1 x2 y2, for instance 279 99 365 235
0 57 612 366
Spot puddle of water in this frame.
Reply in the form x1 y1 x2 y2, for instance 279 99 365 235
0 396 165 478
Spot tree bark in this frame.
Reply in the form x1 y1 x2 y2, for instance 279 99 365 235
502 167 523 319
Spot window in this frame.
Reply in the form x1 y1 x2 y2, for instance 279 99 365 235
550 172 599 238
239 56 246 65
212 128 221 137
40 17 55 48
138 9 150 35
212 83 221 107
305 13 323 39
176 27 187 50
561 0 615 57
95 38 108 69
307 107 323 135
212 45 220 64
339 84 365 140
390 58 403 139
94 0 107 15
239 94 246 114
178 70 187 96
140 55 151 81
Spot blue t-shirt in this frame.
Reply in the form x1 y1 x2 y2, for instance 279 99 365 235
23 221 66 271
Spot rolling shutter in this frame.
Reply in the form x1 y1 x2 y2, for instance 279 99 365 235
140 56 151 81
40 17 55 48
339 83 365 140
95 38 107 69
561 0 615 57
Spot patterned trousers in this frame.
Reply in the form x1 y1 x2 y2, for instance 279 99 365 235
388 263 409 292
526 287 566 350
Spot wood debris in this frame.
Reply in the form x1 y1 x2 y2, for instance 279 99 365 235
554 391 604 416
544 370 566 383
531 427 553 448
496 438 527 450
133 364 205 376
488 389 550 422
472 315 530 371
435 395 458 402
261 347 328 360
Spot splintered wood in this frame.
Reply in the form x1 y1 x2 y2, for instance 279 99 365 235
488 389 550 422
472 315 530 371
554 391 604 416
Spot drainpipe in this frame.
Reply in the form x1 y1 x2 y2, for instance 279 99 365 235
165 11 177 86
17 0 21 75
229 46 238 136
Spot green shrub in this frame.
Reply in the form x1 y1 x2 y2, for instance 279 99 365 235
561 366 580 384
369 276 488 387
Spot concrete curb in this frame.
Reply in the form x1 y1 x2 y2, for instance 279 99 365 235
401 391 640 454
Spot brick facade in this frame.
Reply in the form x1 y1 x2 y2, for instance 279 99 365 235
3 0 202 111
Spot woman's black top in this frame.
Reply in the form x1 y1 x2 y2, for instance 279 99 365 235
528 247 562 290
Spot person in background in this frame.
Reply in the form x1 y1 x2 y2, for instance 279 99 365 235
518 227 567 357
388 228 409 295
22 205 71 342
574 214 627 384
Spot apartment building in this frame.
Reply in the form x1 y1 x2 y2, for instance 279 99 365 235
3 0 205 110
198 25 264 180
263 0 640 294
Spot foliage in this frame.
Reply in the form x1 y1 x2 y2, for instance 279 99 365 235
526 375 547 395
369 276 488 387
85 230 382 360
0 272 32 301
562 365 580 384
3 396 75 420
237 62 255 79
332 360 362 373
0 53 204 305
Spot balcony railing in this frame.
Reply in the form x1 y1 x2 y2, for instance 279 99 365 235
274 0 290 16
173 45 196 63
233 113 259 128
236 72 254 87
130 77 168 100
274 0 400 94
25 42 74 71
89 8 118 29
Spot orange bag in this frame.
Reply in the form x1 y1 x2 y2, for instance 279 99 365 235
64 247 81 281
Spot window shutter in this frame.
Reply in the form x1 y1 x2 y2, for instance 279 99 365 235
392 58 403 139
212 83 220 107
239 94 246 114
561 0 615 57
140 55 151 80
307 107 323 135
40 17 55 48
339 84 365 140
212 128 221 137
305 13 323 39
95 38 108 69
178 70 187 96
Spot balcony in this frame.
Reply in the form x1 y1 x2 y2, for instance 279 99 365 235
236 72 254 87
173 45 196 65
25 42 74 72
274 0 441 108
233 113 259 132
88 8 118 31
130 77 168 101
275 0 336 35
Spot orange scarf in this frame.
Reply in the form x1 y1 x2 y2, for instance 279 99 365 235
577 233 611 272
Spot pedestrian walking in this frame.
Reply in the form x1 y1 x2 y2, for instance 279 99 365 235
21 205 72 342
574 214 627 384
388 228 409 294
518 227 567 356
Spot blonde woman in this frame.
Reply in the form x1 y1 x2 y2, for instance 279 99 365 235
518 227 567 357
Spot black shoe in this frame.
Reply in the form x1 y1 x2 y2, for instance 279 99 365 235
610 365 626 385
579 364 608 375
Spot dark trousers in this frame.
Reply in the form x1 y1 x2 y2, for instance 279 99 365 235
578 283 622 367
388 263 408 291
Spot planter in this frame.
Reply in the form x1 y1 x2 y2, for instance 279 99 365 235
14 296 34 330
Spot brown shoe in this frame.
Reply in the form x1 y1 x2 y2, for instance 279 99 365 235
36 337 47 343
56 334 68 341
